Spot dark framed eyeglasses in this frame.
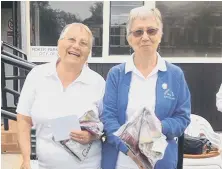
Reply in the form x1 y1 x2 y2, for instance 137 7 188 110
130 28 159 37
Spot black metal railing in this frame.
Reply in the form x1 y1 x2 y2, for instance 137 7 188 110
1 109 17 121
1 41 28 60
1 41 35 130
1 41 37 159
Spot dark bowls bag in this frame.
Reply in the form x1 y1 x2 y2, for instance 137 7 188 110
184 134 212 155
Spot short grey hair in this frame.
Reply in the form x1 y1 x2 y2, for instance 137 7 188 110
126 7 163 36
59 23 94 48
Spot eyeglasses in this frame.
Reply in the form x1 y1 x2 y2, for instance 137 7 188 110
130 28 159 37
62 37 89 48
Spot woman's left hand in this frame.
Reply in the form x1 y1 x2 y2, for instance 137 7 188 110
70 130 97 144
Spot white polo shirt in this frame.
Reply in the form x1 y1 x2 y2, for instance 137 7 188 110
16 60 105 169
116 53 167 169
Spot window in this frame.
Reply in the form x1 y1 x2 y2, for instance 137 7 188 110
27 1 221 62
30 1 103 57
109 1 144 55
156 1 222 58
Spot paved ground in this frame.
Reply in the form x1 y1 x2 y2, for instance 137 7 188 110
1 154 22 169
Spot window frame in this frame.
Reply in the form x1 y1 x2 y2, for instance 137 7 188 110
22 1 222 63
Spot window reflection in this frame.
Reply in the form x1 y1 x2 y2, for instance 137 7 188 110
30 1 103 57
109 1 144 55
156 1 222 57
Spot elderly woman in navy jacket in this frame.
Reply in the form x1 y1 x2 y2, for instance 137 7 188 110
101 6 191 169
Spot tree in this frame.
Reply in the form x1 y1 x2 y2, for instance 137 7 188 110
31 1 81 46
83 2 103 25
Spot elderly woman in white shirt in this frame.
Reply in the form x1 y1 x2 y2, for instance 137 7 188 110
216 83 222 112
16 23 105 169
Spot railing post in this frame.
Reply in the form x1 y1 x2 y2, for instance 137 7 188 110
12 1 19 105
1 62 9 130
31 129 37 160
177 133 184 169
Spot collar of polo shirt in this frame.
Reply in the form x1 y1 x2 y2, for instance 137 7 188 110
43 58 92 85
125 52 167 74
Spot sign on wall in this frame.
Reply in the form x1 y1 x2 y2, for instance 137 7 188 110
30 46 58 61
8 18 13 30
29 46 92 62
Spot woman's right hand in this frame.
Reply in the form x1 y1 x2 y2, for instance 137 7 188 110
127 150 145 169
20 161 31 169
70 130 97 145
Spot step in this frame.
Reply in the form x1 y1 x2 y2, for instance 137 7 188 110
1 120 21 154
1 143 20 153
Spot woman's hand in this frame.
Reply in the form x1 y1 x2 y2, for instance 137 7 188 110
127 150 145 169
70 130 97 144
20 161 31 169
